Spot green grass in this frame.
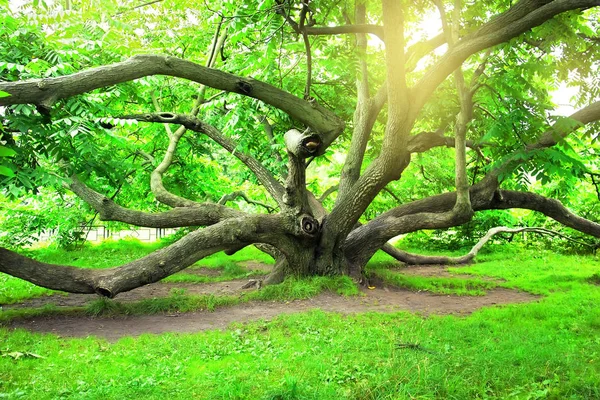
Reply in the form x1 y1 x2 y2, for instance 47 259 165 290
85 290 241 316
162 261 268 284
2 242 600 398
370 264 497 296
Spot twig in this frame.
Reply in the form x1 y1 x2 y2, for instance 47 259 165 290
218 191 277 213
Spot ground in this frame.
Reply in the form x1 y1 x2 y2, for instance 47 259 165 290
2 260 537 341
2 245 600 399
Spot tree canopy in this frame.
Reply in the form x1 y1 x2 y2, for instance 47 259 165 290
0 0 599 297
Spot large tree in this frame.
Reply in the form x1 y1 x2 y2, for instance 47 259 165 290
1 0 600 297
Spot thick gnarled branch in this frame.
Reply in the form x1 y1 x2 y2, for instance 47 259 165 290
344 181 600 268
69 176 244 228
0 214 288 298
0 54 345 149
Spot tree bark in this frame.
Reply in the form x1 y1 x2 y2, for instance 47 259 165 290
0 215 289 297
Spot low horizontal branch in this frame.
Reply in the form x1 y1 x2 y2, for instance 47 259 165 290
384 226 594 265
69 176 244 228
0 214 287 297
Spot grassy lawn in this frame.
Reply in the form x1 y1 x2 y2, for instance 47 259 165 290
1 241 600 399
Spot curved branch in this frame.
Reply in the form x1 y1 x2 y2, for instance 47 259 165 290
409 100 600 163
218 191 277 213
336 3 381 202
491 100 600 180
0 214 288 297
0 54 345 149
69 176 244 227
122 113 286 205
405 34 445 71
528 100 600 150
385 226 595 265
149 23 228 208
318 184 338 203
149 128 201 207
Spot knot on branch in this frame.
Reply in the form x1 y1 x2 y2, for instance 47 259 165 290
300 215 319 236
235 80 253 95
158 112 176 121
284 129 322 158
37 79 49 90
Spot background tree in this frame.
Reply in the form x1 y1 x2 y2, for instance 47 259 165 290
0 0 599 297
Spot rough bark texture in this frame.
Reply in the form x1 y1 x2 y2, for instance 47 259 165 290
0 215 286 297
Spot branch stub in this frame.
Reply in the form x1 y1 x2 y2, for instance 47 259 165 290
284 129 322 158
300 215 319 235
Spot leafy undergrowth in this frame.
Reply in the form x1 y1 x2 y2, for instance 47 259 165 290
368 261 497 296
2 244 600 398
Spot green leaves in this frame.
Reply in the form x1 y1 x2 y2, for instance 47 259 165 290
0 90 10 98
0 145 16 158
0 166 14 177
0 145 16 177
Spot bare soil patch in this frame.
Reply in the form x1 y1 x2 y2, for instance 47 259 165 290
3 263 539 341
6 286 537 342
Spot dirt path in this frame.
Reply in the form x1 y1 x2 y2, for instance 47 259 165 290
7 287 536 341
3 263 539 341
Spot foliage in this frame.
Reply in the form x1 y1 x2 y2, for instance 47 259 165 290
0 0 598 252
